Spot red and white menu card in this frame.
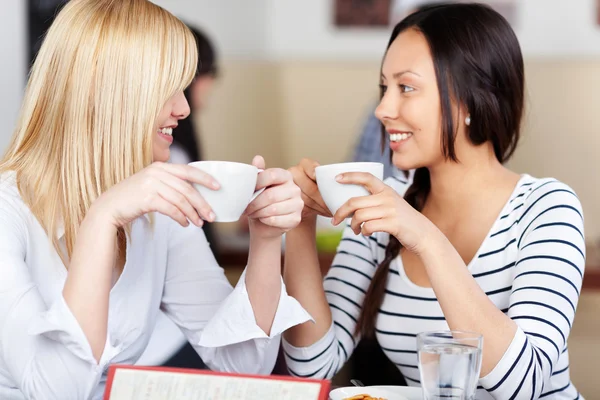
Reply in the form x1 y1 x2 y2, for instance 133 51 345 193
103 365 331 400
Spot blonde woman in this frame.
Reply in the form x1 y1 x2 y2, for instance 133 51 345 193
0 1 309 399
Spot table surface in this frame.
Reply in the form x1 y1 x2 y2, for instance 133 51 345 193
215 247 600 290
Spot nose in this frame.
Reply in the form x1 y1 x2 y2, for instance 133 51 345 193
374 89 400 123
172 91 191 120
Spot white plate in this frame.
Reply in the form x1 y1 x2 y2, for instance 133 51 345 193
372 386 422 400
329 386 417 400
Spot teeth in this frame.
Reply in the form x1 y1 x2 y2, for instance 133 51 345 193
390 132 413 142
159 127 173 136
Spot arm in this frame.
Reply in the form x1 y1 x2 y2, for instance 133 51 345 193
244 230 283 336
160 218 311 376
63 162 221 361
474 182 584 398
283 218 383 379
283 217 331 346
334 174 584 399
419 183 584 394
0 201 118 400
62 204 118 361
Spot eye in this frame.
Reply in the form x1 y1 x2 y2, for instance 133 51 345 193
400 84 415 93
379 84 387 95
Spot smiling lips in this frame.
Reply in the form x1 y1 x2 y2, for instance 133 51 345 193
389 132 413 142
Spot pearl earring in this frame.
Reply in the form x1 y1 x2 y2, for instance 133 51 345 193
465 115 471 126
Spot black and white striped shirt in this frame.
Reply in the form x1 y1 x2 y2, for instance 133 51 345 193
283 175 584 399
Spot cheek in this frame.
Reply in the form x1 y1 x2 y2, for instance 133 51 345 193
402 97 441 140
155 107 172 129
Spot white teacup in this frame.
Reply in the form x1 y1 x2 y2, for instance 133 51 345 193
315 162 384 215
188 161 263 223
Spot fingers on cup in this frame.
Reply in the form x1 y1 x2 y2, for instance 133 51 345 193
156 182 203 227
257 168 292 190
165 163 220 190
259 212 302 230
250 197 304 219
336 172 385 194
152 195 190 227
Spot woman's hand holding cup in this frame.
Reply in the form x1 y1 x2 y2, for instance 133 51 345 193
244 156 305 240
288 158 333 221
95 162 219 229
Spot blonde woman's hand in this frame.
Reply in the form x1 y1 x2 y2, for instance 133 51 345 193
331 172 434 254
244 156 304 240
288 158 332 221
95 162 220 228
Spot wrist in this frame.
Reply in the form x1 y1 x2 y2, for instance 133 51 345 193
299 214 318 230
248 219 284 242
84 201 118 233
249 231 282 247
248 232 282 270
89 195 120 229
413 220 446 259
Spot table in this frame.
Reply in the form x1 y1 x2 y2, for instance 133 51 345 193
215 248 600 290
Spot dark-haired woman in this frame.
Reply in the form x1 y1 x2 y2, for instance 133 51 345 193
283 4 583 399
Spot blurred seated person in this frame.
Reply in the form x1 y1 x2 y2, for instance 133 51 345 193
136 24 219 369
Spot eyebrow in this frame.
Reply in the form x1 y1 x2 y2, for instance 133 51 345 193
380 70 422 80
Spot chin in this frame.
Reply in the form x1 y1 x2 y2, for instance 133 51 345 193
152 149 170 163
392 153 423 172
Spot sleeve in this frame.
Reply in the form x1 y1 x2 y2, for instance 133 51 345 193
282 224 383 379
479 180 585 399
160 219 312 375
0 201 118 400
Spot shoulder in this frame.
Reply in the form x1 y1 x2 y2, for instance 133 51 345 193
518 175 582 219
0 171 28 219
0 171 20 198
514 175 584 246
0 172 29 247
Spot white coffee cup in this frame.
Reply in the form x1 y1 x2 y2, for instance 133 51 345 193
315 162 384 215
188 161 264 223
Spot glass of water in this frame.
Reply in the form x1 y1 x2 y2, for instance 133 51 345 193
417 330 483 400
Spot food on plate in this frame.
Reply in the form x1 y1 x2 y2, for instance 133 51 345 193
343 395 387 400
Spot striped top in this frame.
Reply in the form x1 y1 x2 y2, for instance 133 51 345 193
283 175 585 399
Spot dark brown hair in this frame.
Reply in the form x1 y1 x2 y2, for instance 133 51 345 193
356 3 524 337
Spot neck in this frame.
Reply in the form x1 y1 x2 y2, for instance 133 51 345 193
425 144 510 213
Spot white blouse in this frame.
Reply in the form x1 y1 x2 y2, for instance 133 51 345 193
0 172 312 400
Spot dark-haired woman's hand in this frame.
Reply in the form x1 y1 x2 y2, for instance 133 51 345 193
288 158 333 221
330 172 435 254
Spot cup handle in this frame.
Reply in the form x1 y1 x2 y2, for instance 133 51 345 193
249 169 265 203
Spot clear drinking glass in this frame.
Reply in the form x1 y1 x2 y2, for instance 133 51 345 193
417 331 483 400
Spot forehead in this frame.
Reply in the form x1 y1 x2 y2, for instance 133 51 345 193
381 28 435 79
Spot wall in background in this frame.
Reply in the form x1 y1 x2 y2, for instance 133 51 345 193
201 59 600 240
158 0 600 61
0 0 26 154
1 0 599 240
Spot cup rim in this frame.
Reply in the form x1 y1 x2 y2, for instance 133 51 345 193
315 162 383 171
188 160 258 170
416 330 483 340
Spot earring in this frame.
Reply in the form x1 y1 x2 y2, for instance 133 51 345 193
465 115 471 126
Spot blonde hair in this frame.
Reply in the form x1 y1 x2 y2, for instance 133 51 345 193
0 0 197 259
